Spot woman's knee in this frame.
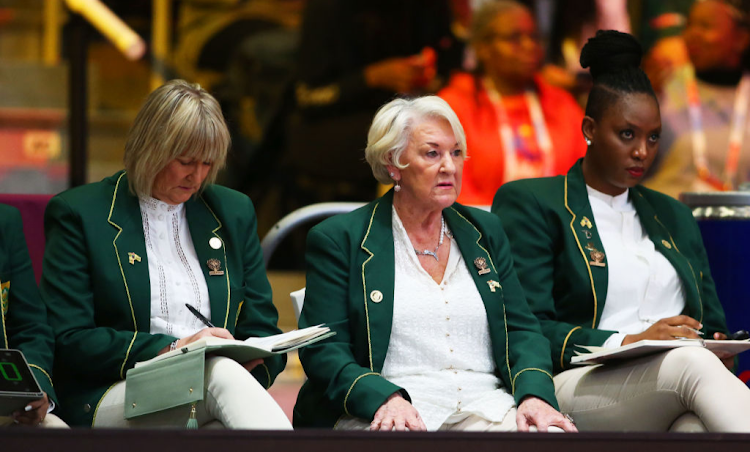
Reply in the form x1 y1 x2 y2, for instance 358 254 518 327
661 346 721 372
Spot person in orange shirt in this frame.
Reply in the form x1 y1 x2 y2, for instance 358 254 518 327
439 0 586 206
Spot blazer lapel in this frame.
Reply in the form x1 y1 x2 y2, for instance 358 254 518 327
564 162 609 327
361 191 395 373
185 195 230 328
630 187 703 322
107 172 151 331
445 207 506 355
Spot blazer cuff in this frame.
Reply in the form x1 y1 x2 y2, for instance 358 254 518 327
343 372 405 421
512 368 559 412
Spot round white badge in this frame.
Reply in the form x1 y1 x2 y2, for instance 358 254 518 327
209 237 222 250
370 290 383 303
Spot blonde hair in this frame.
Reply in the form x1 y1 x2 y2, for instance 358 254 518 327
364 96 467 185
123 79 230 197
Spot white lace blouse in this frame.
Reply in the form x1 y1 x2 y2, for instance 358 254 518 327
139 196 211 338
381 207 516 430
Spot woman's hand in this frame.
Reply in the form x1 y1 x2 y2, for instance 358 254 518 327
12 392 50 426
158 327 234 355
241 358 264 372
711 332 735 370
516 396 577 432
370 392 426 431
622 315 703 345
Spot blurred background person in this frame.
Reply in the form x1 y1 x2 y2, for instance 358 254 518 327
294 96 575 433
40 80 291 429
439 0 586 206
645 0 750 198
0 204 66 428
284 0 464 207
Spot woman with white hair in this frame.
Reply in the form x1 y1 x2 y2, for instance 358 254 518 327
40 80 292 429
293 96 576 432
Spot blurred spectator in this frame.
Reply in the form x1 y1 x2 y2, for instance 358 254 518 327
284 0 463 205
543 0 629 98
438 0 585 206
638 0 694 94
645 0 750 198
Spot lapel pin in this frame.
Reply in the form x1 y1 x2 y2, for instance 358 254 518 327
209 237 222 250
128 252 141 265
582 229 592 239
207 258 225 276
487 280 501 292
474 257 491 275
661 239 672 249
370 290 383 303
589 248 606 267
580 216 593 229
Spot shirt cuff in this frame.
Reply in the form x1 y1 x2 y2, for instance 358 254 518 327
602 333 626 349
47 400 55 414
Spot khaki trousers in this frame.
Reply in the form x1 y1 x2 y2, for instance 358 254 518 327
0 413 68 428
93 356 292 430
555 347 750 432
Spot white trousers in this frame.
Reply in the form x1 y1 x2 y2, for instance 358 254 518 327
0 413 68 428
555 347 750 432
93 356 292 430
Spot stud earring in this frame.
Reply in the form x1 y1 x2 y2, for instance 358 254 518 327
389 172 394 177
394 180 401 192
585 137 592 146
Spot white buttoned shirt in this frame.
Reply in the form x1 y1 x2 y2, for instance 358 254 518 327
139 196 211 338
586 186 687 348
380 207 516 430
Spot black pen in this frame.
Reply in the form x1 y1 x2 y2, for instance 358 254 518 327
185 303 215 328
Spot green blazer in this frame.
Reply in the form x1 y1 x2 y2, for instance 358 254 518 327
492 160 730 373
294 190 558 428
40 171 284 426
0 204 57 403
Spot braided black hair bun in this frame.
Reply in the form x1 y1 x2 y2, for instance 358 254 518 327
580 30 643 80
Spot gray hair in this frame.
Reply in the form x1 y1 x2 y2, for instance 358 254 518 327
123 79 230 197
365 96 467 185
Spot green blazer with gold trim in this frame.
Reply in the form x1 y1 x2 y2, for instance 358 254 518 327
0 204 57 403
40 171 284 426
293 190 558 428
492 160 729 373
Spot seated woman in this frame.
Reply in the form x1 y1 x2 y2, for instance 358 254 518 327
645 0 750 197
493 30 750 432
293 96 576 432
40 80 291 429
438 0 585 206
0 204 66 428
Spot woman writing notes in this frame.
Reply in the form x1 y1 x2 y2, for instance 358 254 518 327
493 30 750 432
40 80 291 429
294 96 576 432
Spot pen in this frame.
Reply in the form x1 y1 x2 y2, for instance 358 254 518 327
185 303 215 328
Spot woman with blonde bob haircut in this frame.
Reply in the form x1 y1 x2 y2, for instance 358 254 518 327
41 79 291 429
294 96 576 433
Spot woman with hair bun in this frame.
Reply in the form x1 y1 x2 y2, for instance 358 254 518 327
493 30 750 432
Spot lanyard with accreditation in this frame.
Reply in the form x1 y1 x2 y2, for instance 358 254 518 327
685 68 750 190
483 78 554 182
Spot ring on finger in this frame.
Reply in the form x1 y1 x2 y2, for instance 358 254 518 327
563 413 575 425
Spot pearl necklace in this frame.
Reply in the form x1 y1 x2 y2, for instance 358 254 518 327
414 216 445 262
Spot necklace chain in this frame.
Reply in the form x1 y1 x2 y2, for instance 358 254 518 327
414 216 445 262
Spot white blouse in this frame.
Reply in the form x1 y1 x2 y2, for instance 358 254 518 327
139 196 211 339
586 186 686 348
381 207 515 430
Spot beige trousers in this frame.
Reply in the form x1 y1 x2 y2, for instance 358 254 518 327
0 413 68 428
555 347 750 432
93 356 292 430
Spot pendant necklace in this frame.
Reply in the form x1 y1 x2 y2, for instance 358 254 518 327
414 216 445 261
